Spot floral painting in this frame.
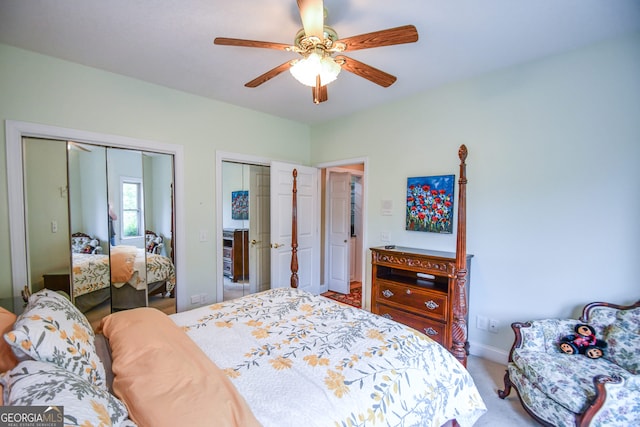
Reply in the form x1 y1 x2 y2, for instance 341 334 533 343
231 190 248 220
406 175 455 233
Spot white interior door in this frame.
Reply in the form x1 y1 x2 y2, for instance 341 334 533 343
249 165 270 293
270 161 320 294
327 171 350 294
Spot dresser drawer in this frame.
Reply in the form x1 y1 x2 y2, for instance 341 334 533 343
223 247 232 259
375 280 448 321
223 260 232 275
374 303 446 345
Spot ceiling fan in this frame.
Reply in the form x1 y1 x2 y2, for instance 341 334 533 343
214 0 419 104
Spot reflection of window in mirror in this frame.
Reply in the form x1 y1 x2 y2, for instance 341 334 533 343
121 178 143 239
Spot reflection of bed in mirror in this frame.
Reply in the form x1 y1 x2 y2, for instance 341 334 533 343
71 232 103 254
70 234 176 313
108 246 176 311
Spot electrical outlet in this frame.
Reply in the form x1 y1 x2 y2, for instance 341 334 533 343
476 315 488 331
489 319 499 333
380 231 390 242
200 294 207 303
199 230 208 242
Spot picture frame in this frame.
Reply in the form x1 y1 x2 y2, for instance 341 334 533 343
406 175 455 233
231 190 249 220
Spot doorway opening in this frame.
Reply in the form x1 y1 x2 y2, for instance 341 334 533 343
215 153 366 307
317 159 367 309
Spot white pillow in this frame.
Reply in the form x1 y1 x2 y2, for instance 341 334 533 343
0 360 135 427
3 289 107 388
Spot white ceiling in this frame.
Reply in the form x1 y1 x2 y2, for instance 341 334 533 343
1 0 639 125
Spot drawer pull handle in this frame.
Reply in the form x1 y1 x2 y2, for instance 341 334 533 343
382 289 394 298
424 300 439 310
424 327 438 336
381 313 393 320
406 289 412 295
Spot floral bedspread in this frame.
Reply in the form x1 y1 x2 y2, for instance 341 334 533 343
71 249 175 297
145 252 176 293
170 288 486 427
71 253 110 297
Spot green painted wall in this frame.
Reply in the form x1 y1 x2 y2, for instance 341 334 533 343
310 32 640 356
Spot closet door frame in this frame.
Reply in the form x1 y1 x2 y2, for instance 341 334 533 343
6 120 186 309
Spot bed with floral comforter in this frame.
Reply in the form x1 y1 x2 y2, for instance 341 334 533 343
170 287 487 427
71 248 175 298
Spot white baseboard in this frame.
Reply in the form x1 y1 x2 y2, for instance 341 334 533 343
468 340 509 365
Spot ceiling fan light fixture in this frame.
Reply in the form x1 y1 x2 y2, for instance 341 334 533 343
289 52 341 87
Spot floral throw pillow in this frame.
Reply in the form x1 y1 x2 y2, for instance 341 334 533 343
604 308 640 374
3 289 107 388
0 360 136 427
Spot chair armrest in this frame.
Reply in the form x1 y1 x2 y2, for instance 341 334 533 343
509 318 579 359
582 374 640 426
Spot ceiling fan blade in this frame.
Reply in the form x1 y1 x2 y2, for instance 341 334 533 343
214 37 292 51
297 0 324 39
67 141 92 152
245 61 293 88
336 55 397 87
337 25 418 51
312 77 328 104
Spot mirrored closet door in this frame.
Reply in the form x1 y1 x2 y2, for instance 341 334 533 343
23 137 176 320
221 161 270 300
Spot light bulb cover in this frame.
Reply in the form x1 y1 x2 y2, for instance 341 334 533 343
290 53 341 87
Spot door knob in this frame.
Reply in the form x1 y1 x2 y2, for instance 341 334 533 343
251 239 260 245
271 243 283 248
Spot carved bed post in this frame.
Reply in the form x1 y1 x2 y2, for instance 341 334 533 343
452 144 469 366
290 169 299 288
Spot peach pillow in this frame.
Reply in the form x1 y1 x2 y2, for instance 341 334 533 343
0 307 18 372
99 307 261 427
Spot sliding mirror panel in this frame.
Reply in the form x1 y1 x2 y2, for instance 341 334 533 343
68 142 110 312
221 161 270 300
107 148 147 311
142 152 176 306
24 138 72 298
248 164 271 294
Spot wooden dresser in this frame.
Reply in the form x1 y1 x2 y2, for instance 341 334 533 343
371 246 472 352
43 270 71 295
222 229 249 282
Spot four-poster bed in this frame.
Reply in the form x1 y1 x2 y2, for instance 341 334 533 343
1 146 484 426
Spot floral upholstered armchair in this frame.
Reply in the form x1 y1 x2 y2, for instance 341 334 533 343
498 299 640 426
145 230 164 255
70 232 102 254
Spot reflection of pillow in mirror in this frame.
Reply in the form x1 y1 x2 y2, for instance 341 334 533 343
0 360 134 427
4 290 107 388
82 244 94 253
